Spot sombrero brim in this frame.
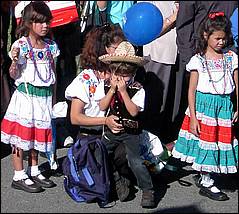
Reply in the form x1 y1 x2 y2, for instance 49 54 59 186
99 54 148 66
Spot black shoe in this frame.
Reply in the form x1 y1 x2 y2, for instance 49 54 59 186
51 168 63 177
11 178 43 193
115 177 130 202
199 186 229 201
31 174 56 188
141 190 156 208
192 174 202 188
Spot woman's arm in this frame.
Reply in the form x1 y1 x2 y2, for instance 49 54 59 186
70 98 123 132
71 98 106 126
159 5 179 37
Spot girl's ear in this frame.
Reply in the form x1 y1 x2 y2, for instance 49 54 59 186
203 32 208 40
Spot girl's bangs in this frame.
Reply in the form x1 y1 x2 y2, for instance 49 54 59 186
31 10 52 23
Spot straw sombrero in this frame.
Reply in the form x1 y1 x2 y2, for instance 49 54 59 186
99 41 148 66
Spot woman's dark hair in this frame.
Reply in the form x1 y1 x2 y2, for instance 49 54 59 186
196 12 234 55
80 23 125 71
16 1 53 38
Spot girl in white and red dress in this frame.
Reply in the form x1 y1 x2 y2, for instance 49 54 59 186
172 12 238 201
1 2 60 193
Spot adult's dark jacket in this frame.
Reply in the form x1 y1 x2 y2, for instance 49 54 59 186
176 1 238 66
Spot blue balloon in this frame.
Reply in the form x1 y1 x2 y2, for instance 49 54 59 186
122 2 163 46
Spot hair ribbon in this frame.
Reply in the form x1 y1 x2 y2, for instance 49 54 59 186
208 12 225 19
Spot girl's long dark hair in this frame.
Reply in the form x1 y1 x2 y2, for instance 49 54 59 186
196 13 234 56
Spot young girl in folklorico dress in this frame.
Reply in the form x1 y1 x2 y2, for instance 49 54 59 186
1 1 60 193
172 12 238 201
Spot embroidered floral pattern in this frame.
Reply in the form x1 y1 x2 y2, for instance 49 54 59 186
18 38 58 62
89 85 96 94
83 73 90 80
80 71 98 98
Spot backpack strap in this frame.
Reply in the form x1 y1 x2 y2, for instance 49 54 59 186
82 167 94 186
68 138 96 186
68 142 81 183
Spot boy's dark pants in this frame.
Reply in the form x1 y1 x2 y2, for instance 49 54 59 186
102 131 153 191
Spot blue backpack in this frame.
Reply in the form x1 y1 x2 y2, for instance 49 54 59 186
62 136 111 207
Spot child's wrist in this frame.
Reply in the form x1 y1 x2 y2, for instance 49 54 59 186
104 117 108 125
109 88 115 94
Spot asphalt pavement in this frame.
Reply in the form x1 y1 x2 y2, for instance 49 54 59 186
1 143 238 213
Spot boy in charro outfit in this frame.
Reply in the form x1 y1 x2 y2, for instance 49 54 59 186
95 41 155 208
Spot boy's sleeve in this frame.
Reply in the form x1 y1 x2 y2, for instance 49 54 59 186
131 88 145 111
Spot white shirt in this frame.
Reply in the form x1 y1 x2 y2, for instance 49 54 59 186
186 50 238 95
9 36 60 87
65 69 105 117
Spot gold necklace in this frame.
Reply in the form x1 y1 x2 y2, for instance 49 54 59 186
204 54 227 94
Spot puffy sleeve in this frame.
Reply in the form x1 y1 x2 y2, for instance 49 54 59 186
8 39 27 65
65 75 89 104
47 39 60 59
131 88 145 112
186 55 203 72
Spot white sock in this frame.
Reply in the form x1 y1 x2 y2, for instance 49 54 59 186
13 170 34 185
201 173 213 187
13 169 27 181
210 186 220 193
27 165 41 177
201 173 220 193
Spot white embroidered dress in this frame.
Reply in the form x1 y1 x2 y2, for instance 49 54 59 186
1 36 60 152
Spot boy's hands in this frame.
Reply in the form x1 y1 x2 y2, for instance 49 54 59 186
105 115 123 133
116 76 127 94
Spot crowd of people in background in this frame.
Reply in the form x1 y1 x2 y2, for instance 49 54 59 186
1 0 238 209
